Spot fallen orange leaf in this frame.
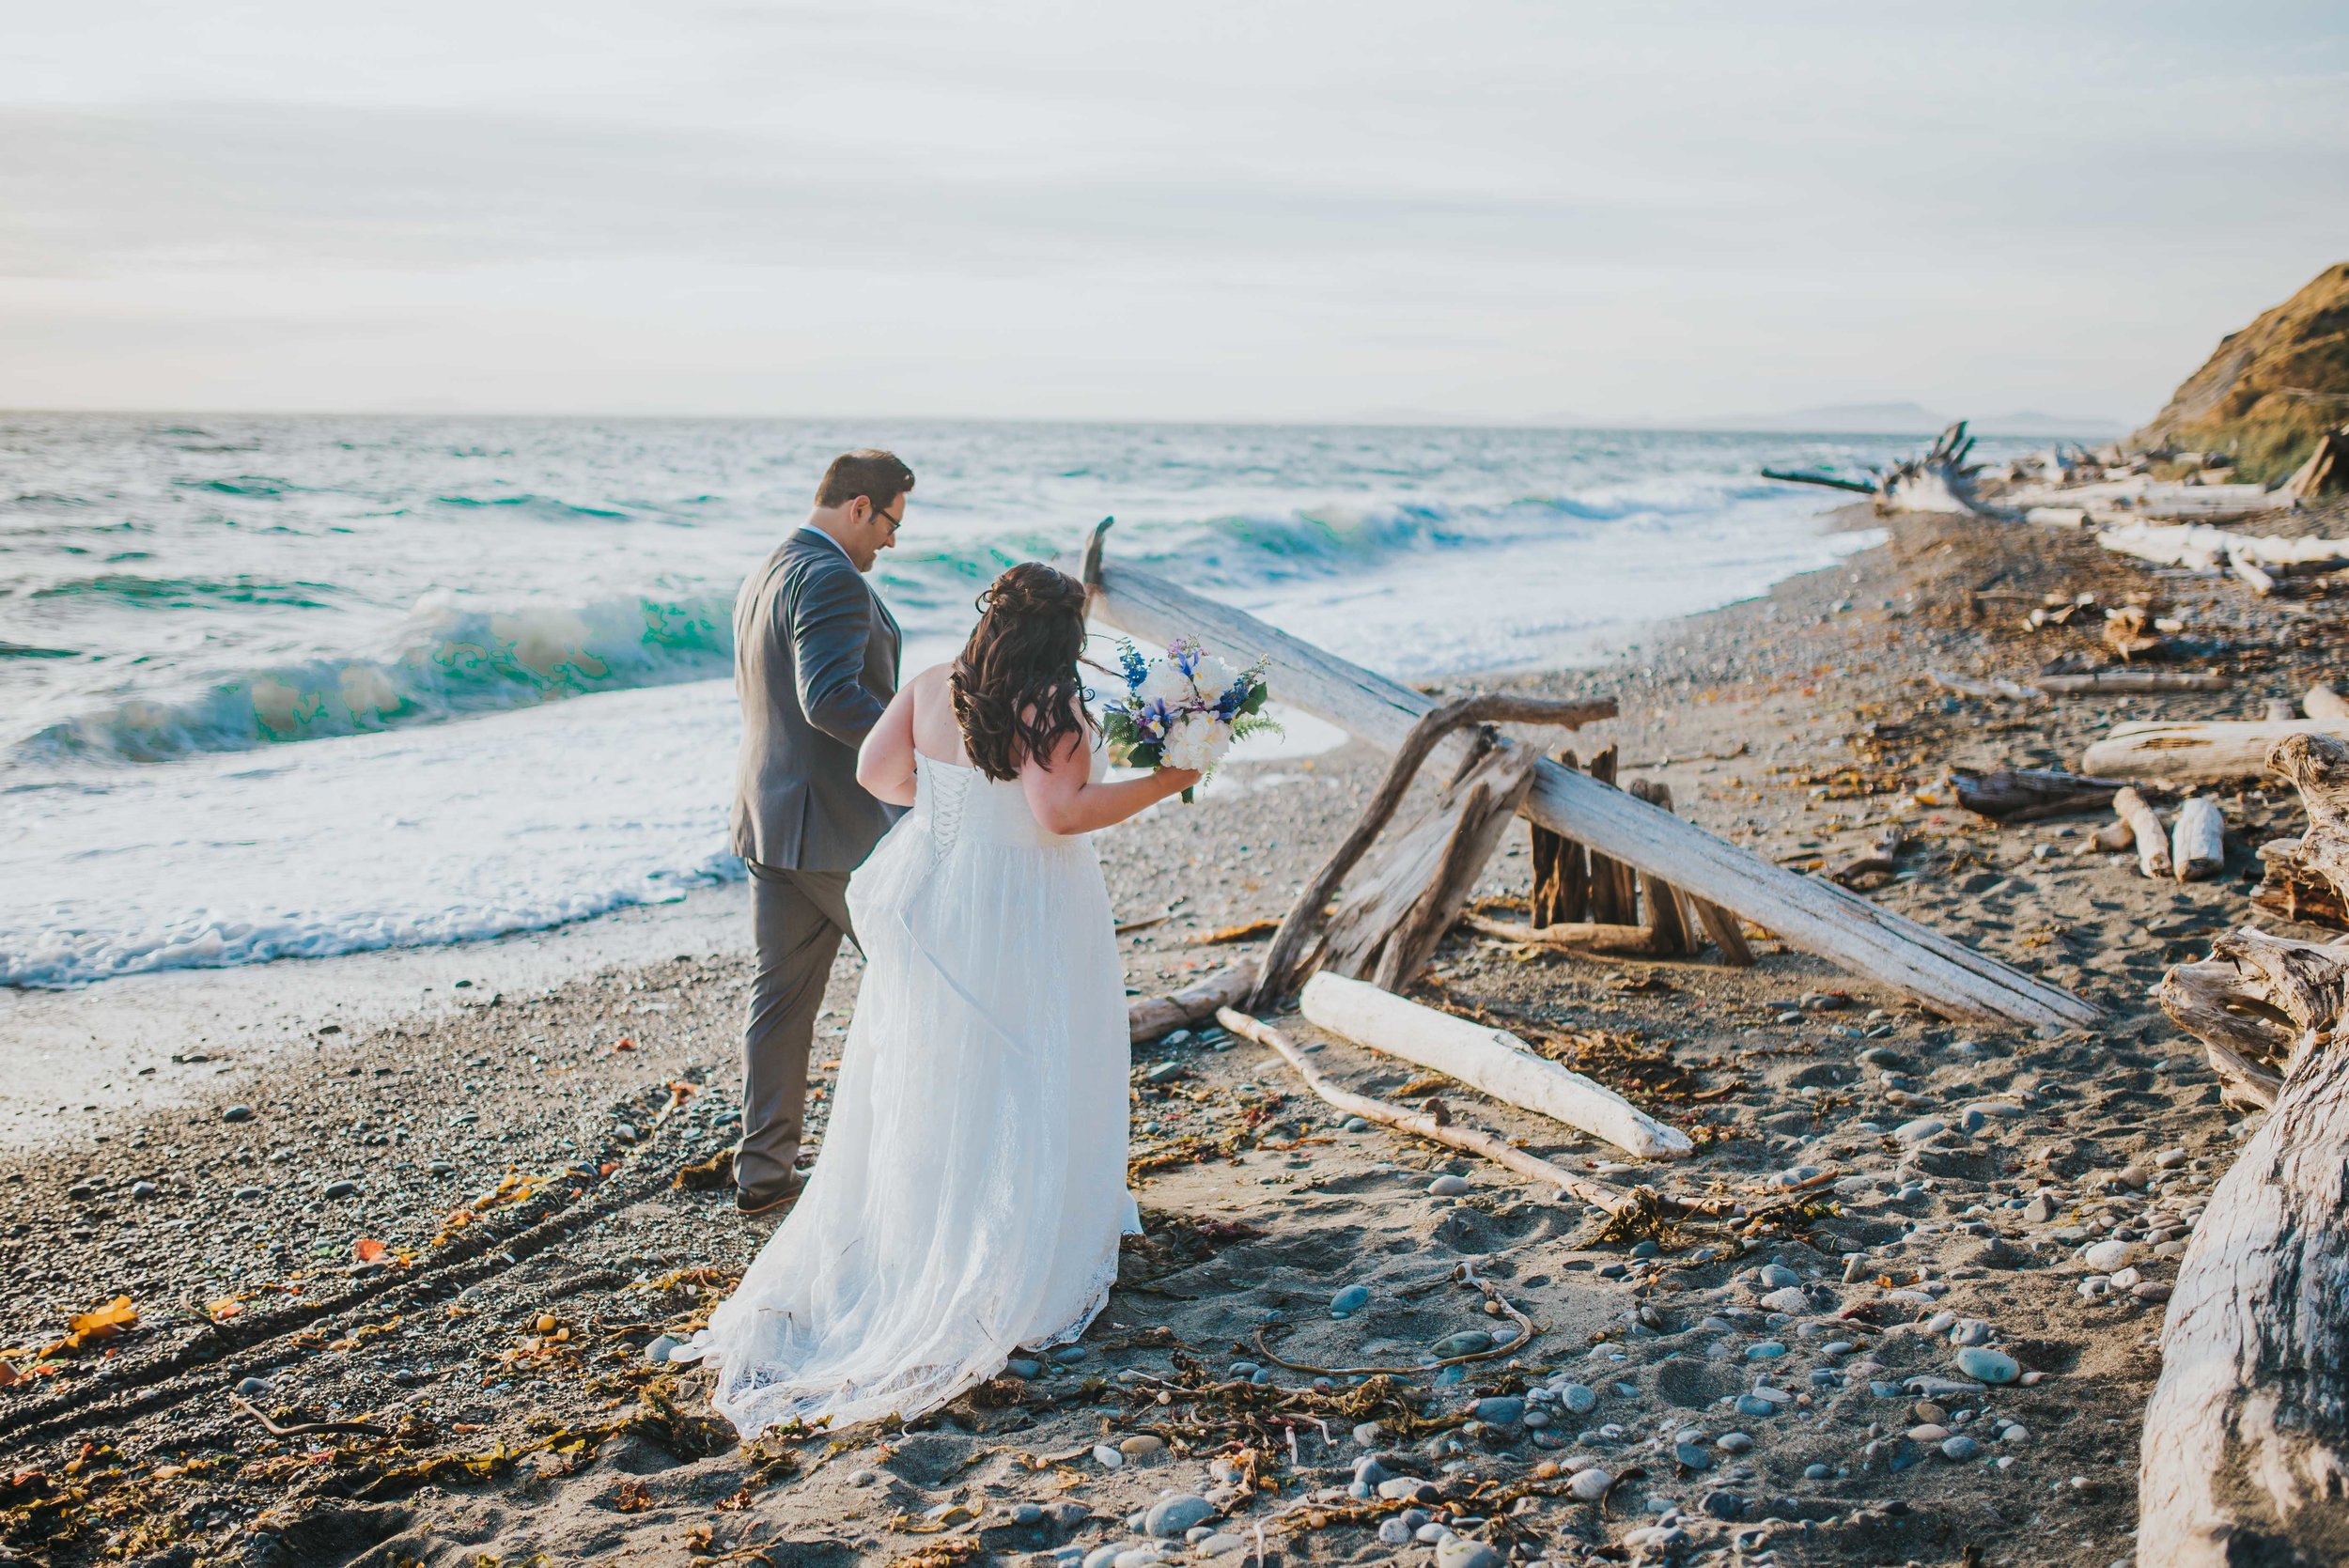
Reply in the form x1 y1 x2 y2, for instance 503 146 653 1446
205 1298 241 1322
56 1296 138 1351
613 1037 636 1052
0 1360 20 1387
353 1237 388 1264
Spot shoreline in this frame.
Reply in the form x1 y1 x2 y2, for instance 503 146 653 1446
8 501 2339 1566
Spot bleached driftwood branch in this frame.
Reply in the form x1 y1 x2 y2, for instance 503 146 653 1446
2083 721 2349 785
1299 971 1692 1160
1128 963 1256 1045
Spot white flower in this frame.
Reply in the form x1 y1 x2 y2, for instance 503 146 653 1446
1137 660 1194 710
1162 711 1234 773
1190 656 1238 702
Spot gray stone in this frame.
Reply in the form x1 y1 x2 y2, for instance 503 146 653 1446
1472 1396 1525 1426
1377 1477 1438 1503
1746 1341 1788 1360
1143 1496 1214 1538
1343 1116 1370 1132
130 1180 159 1201
223 1105 254 1123
1941 1436 1981 1460
1567 1467 1613 1501
1082 1549 1122 1568
1894 1118 1948 1143
1432 1330 1494 1358
1052 1345 1088 1363
1718 1432 1754 1454
1700 1490 1746 1520
1429 1174 1473 1197
1377 1518 1412 1546
645 1335 682 1364
1673 1442 1713 1470
322 1179 359 1200
1436 1541 1503 1568
1804 1463 1832 1480
1735 1395 1777 1418
1756 1264 1801 1291
1010 1503 1046 1525
1950 1318 1993 1346
1955 1346 2020 1385
2083 1238 2133 1271
1196 1536 1245 1558
234 1375 272 1397
1558 1382 1597 1413
1761 1285 1812 1314
1330 1283 1370 1316
1007 1358 1043 1378
2023 1195 2058 1223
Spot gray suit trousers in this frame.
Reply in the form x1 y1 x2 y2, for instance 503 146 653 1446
739 862 855 1197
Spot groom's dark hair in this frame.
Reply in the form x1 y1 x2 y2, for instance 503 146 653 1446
815 449 915 512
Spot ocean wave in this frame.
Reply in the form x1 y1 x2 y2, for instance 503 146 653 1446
1 850 747 988
24 573 347 609
430 492 633 520
18 590 735 766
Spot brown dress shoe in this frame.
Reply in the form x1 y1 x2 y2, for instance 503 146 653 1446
735 1175 804 1217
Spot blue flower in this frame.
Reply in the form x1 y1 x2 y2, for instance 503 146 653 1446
1117 640 1148 691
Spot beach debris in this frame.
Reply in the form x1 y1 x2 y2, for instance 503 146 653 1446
1077 516 2100 1027
1829 825 1907 887
1297 972 1692 1160
2250 733 2349 933
2095 520 2349 595
2113 789 2174 879
2144 924 2349 1564
1759 422 1996 516
1128 963 1258 1046
2033 670 2232 695
1212 1004 1647 1215
2170 797 2227 881
2083 718 2349 784
1249 690 1612 1002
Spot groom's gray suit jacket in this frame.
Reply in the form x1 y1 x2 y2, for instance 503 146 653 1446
729 529 903 872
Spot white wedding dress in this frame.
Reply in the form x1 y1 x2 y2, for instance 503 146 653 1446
682 748 1140 1435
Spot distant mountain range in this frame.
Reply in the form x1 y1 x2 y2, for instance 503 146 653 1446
1342 401 2126 437
1669 402 2126 437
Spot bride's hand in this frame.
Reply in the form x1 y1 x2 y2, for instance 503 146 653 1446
1155 768 1204 797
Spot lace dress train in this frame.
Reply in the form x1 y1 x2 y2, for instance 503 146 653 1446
682 753 1138 1434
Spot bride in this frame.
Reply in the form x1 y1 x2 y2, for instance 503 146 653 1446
682 562 1201 1434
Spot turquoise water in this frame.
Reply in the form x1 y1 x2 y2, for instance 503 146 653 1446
0 415 2013 986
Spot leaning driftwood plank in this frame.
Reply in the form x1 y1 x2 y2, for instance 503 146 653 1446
2032 670 2231 695
1626 778 1696 953
2142 927 2349 1564
1128 963 1256 1045
1689 898 1756 966
2172 797 2226 881
1299 971 1692 1159
1464 914 1660 955
2115 787 2173 879
1582 744 1635 924
2082 720 2349 784
1213 1006 1640 1216
1076 539 2098 1028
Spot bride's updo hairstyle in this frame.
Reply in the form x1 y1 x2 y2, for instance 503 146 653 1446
950 562 1092 782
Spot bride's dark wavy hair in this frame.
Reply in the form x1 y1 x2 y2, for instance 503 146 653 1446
950 562 1093 782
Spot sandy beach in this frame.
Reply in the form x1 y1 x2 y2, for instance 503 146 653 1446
5 496 2346 1568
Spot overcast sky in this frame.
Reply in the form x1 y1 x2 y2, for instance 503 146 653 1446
3 1 2343 425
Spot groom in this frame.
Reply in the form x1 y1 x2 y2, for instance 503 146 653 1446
728 449 912 1215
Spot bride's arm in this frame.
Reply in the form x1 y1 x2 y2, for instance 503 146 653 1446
855 684 921 806
1020 724 1199 835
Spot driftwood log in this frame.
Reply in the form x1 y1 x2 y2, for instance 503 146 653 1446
1766 423 1992 515
1211 1007 1643 1216
1626 779 1698 952
2034 670 2231 696
1529 748 1589 925
1952 767 2124 822
2172 796 2227 881
1128 963 1256 1046
1072 521 2098 1028
1248 692 1613 1006
2280 424 2349 503
1463 914 1661 956
2098 520 2349 582
2143 927 2349 1563
2251 734 2349 934
1580 745 1636 924
2114 787 2173 878
1299 972 1692 1159
2083 720 2349 785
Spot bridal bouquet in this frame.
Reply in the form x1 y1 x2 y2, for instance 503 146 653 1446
1100 636 1278 800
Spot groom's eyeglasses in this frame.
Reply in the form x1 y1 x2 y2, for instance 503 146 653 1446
872 504 904 536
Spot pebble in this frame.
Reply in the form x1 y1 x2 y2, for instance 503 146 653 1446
233 1185 264 1201
1735 1395 1777 1418
1756 1264 1801 1291
1352 1421 1384 1446
1746 1342 1788 1360
1330 1283 1370 1316
1718 1432 1754 1454
322 1179 359 1200
1567 1467 1614 1501
1950 1317 1993 1346
1894 1117 1948 1142
1081 1549 1122 1568
1143 1496 1213 1537
1955 1346 2020 1384
1377 1518 1413 1546
1804 1464 1833 1480
1673 1442 1712 1470
1378 1478 1438 1503
645 1335 682 1364
1760 1286 1812 1315
1472 1396 1525 1426
1941 1436 1981 1460
1558 1382 1598 1413
1700 1490 1746 1520
1432 1330 1493 1358
222 1105 254 1123
2023 1194 2058 1223
1052 1345 1088 1364
1112 1551 1163 1568
234 1376 272 1397
1436 1541 1503 1568
130 1181 158 1201
428 1159 455 1175
1091 1445 1124 1469
1429 1174 1473 1197
1196 1535 1244 1558
847 1468 879 1485
1120 1436 1165 1463
2134 1280 2174 1303
612 1122 638 1144
1006 1358 1043 1378
1906 1424 1951 1442
2083 1238 2134 1271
